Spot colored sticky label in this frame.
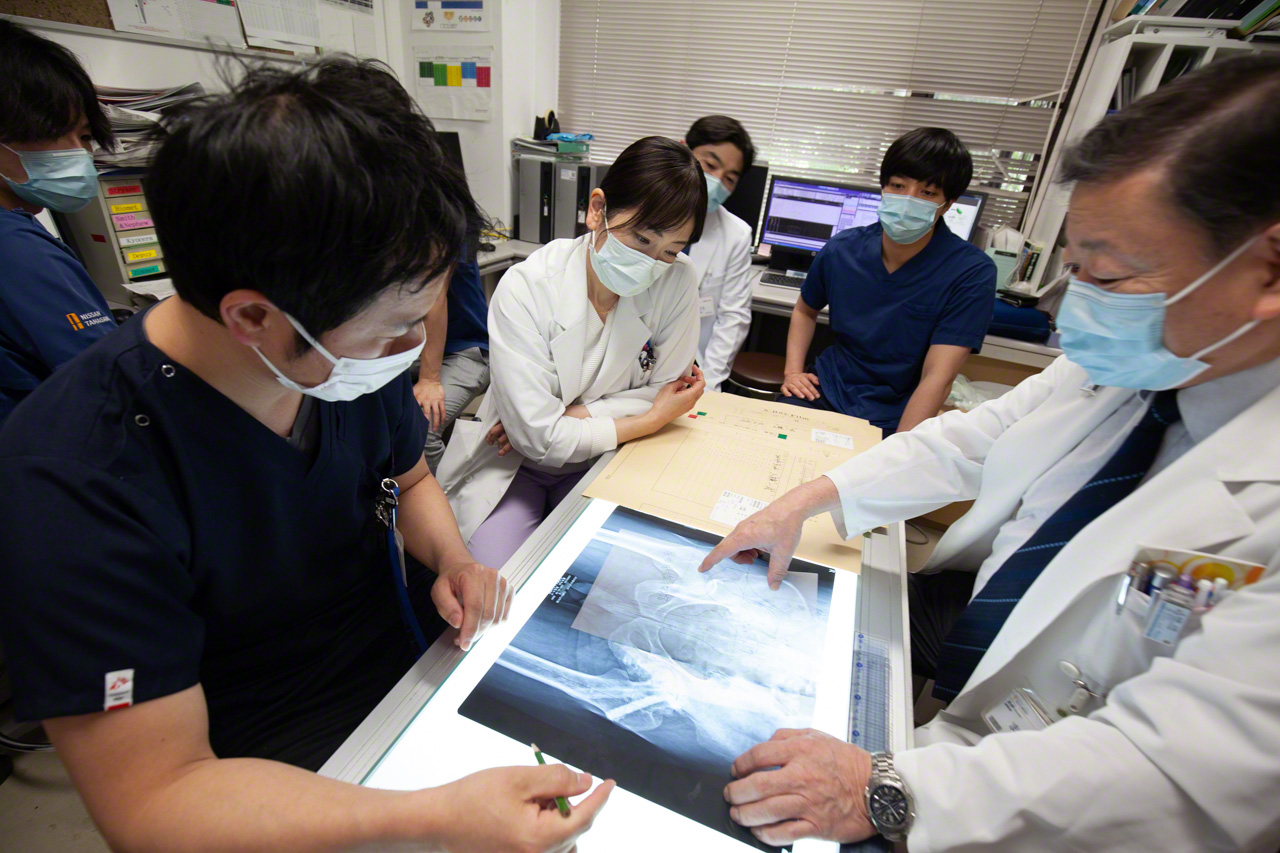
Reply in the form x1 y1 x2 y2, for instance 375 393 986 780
696 411 707 416
777 433 787 439
113 215 154 230
119 233 158 247
126 248 159 262
107 184 143 196
476 66 491 87
91 233 107 243
111 202 145 214
433 63 448 86
687 414 698 419
128 264 161 277
446 64 462 86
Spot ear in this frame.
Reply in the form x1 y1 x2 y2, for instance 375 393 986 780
584 188 607 234
1253 221 1280 322
220 290 283 349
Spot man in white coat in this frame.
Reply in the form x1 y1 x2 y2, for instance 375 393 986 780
684 116 756 392
700 54 1280 851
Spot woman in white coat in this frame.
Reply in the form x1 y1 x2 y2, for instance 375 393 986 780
439 136 708 568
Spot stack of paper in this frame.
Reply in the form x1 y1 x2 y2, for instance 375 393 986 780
94 84 206 168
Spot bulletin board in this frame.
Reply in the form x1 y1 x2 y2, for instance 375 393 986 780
0 0 115 31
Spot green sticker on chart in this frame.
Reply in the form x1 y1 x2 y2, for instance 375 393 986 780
696 411 707 416
778 433 787 439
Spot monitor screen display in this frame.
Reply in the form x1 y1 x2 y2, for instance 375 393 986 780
761 178 881 253
762 177 986 252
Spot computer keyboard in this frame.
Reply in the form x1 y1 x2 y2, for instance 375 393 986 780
760 271 806 287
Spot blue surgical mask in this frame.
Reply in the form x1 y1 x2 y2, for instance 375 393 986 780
705 173 731 215
588 206 667 297
879 192 941 244
1 142 98 213
1056 235 1262 390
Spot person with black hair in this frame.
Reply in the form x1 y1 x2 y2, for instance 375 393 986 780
0 57 614 851
0 20 117 427
683 115 757 392
439 136 707 568
704 54 1280 851
780 127 996 436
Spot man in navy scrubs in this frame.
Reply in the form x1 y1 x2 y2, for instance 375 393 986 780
0 20 117 427
414 257 489 473
780 128 996 435
0 59 611 852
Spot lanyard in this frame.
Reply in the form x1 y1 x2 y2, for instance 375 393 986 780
376 477 428 655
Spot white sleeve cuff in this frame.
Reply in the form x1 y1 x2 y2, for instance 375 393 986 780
586 416 618 458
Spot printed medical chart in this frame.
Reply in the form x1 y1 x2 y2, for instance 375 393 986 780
584 391 882 570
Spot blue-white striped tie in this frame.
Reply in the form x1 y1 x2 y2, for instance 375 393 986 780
932 390 1181 700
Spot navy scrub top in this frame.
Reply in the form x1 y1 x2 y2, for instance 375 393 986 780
0 206 116 426
800 219 996 429
0 309 442 770
444 259 489 355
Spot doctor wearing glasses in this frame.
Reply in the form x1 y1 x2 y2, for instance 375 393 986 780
701 55 1280 852
440 136 707 569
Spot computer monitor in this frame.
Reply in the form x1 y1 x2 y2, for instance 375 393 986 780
941 191 986 242
437 130 464 171
761 176 881 257
720 161 769 246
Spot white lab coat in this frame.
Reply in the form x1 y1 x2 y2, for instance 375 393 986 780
825 355 1280 852
438 235 700 543
686 205 753 392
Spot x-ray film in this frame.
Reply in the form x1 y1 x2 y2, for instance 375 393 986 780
362 501 858 852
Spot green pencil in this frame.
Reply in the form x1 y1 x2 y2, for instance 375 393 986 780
531 743 572 817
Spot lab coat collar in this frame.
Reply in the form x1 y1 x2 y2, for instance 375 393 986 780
958 379 1280 698
550 235 654 406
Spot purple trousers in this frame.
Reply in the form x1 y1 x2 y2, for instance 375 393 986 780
466 466 586 569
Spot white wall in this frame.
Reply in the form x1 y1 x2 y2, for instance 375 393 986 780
386 0 560 226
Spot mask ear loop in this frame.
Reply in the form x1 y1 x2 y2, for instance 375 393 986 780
1163 235 1263 361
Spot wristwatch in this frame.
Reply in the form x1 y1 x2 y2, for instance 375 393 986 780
865 752 914 842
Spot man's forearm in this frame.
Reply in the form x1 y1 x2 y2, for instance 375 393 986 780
785 309 818 374
418 286 449 383
397 471 472 573
112 755 446 853
897 374 954 433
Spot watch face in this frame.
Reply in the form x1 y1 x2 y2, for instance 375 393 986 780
870 785 910 827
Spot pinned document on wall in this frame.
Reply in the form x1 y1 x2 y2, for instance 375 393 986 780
412 0 489 31
413 46 493 121
236 0 322 47
106 0 247 47
317 0 376 55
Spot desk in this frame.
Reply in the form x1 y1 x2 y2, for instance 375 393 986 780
476 241 1061 371
319 454 914 849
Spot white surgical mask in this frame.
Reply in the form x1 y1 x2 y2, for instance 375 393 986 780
254 312 425 402
588 206 667 297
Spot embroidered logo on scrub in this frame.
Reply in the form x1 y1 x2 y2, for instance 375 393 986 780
66 310 112 331
104 669 135 710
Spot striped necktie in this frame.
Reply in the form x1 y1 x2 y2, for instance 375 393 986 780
932 390 1181 700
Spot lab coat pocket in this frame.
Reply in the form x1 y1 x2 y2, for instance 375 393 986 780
1073 579 1202 698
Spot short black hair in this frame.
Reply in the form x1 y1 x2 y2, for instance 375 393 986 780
879 127 973 202
0 20 113 149
146 57 483 342
686 115 756 174
600 136 707 244
1059 53 1280 259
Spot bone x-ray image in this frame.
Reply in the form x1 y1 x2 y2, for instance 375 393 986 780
459 507 835 850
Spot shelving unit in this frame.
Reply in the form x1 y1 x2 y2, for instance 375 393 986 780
1021 17 1280 292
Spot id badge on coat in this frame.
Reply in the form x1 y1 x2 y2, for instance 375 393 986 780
698 295 716 319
